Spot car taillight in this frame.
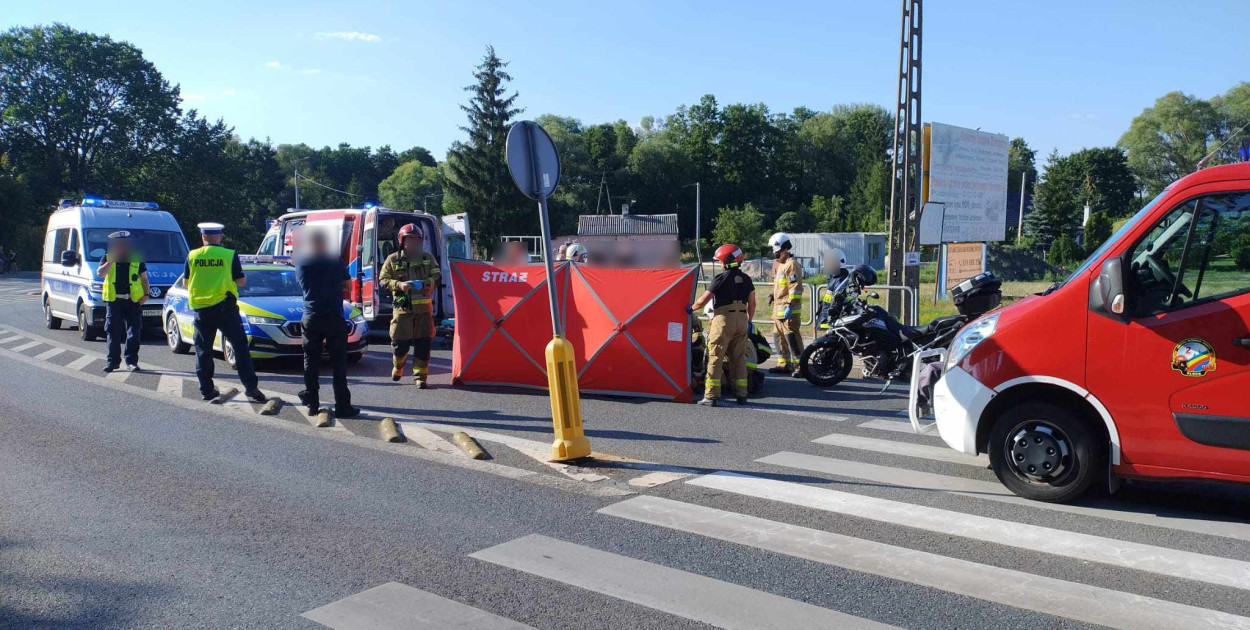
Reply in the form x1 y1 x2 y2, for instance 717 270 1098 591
350 277 362 305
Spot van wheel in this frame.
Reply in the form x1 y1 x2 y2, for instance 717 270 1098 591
78 303 98 342
45 298 62 330
988 402 1103 503
166 314 191 354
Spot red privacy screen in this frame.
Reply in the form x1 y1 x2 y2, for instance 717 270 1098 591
450 260 697 402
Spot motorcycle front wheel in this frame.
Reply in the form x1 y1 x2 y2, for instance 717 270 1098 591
799 340 854 387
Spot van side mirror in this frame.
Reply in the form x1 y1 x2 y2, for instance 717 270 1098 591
59 250 79 267
1092 257 1128 319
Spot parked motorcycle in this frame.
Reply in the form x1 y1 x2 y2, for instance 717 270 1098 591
799 266 1002 388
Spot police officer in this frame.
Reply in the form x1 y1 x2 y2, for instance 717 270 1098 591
185 223 266 402
689 243 756 407
768 232 805 377
380 223 440 388
96 231 149 372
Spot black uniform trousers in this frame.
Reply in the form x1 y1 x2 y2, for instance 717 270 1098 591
301 315 351 411
104 298 143 367
192 298 259 397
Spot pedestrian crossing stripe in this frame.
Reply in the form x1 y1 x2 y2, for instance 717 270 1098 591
857 417 936 435
687 470 1250 590
599 495 1250 630
758 451 1250 542
303 582 536 630
470 534 900 630
812 431 987 466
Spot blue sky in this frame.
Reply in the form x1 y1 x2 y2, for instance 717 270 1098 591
7 0 1248 161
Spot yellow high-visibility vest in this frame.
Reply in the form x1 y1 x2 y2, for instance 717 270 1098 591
102 256 144 302
186 246 238 309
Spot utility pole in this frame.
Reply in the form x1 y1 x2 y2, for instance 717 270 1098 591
1017 172 1027 244
885 0 923 324
293 156 310 210
695 182 702 279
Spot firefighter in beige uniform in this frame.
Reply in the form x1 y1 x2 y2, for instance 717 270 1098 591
689 244 756 407
768 232 804 376
380 223 440 388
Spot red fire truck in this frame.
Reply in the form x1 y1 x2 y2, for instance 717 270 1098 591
914 162 1250 503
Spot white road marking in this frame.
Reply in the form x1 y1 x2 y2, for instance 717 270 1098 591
302 581 535 630
812 432 987 466
688 471 1250 590
105 369 131 383
757 451 1250 542
857 417 936 435
394 422 462 456
156 374 185 396
0 334 26 344
9 340 40 352
470 534 900 630
33 347 65 361
627 470 695 488
65 354 96 371
754 407 848 422
601 495 1250 630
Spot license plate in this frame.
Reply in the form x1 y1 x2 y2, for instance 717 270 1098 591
143 307 162 315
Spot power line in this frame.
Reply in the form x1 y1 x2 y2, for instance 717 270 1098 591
296 173 364 198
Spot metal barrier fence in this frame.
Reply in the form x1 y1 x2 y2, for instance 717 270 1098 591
694 281 820 327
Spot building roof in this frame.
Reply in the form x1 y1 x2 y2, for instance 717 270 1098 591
577 214 678 236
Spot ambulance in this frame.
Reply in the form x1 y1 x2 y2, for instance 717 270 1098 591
913 162 1250 503
257 205 470 327
41 198 190 341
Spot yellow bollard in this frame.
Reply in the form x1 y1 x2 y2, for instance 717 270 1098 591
546 334 591 461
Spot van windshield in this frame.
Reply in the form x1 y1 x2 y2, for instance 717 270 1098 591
85 229 189 263
1055 190 1167 289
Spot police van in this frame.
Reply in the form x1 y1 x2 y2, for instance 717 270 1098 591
41 198 190 341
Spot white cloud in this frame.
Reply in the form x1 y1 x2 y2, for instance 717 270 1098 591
222 88 237 97
265 61 283 69
182 92 206 102
315 31 381 43
300 68 323 75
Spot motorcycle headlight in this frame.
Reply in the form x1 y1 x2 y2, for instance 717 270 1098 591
246 315 285 326
946 313 999 369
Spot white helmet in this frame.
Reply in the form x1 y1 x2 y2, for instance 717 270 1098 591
566 242 588 262
768 232 792 254
823 248 847 275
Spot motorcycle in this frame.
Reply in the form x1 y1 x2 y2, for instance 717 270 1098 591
799 266 1002 388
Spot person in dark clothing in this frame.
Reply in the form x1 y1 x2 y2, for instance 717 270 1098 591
294 230 359 418
96 231 150 371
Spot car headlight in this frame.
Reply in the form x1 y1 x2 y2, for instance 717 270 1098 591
246 315 285 325
90 282 103 293
947 313 999 369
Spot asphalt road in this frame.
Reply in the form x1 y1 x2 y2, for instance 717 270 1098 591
3 272 1250 630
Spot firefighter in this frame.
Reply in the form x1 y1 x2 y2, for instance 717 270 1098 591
380 223 440 388
768 232 804 377
689 243 756 407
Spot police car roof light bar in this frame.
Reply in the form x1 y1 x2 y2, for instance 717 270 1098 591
79 198 161 210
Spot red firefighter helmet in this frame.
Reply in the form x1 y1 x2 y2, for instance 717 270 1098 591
398 223 424 243
713 243 744 268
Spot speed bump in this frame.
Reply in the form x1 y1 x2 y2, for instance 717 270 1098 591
379 418 404 443
311 409 333 428
259 398 282 415
210 387 239 405
452 431 488 460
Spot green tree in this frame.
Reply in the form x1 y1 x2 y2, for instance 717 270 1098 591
1119 91 1222 194
1026 147 1135 250
379 161 442 212
1026 151 1081 247
0 24 182 199
774 208 814 233
397 146 437 167
1048 233 1078 267
808 194 847 232
1007 137 1037 195
1083 211 1114 253
444 46 527 253
712 204 766 256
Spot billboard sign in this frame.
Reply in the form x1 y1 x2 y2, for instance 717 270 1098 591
926 123 1009 242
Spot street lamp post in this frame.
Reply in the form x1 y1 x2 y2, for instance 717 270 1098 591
293 156 311 210
684 182 702 279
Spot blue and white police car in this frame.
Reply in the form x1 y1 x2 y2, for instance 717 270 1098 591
162 256 369 367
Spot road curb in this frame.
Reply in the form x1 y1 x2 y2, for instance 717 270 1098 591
452 431 488 459
311 409 333 428
259 398 282 416
379 417 404 442
211 387 239 405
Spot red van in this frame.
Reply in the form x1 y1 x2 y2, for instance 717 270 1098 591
915 162 1250 503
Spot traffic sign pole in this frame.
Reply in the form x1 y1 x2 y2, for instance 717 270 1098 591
506 121 591 462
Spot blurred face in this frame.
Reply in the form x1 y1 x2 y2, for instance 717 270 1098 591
307 231 329 257
403 235 422 255
109 240 130 258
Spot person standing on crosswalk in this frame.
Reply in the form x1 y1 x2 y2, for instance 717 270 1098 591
96 231 149 372
690 243 755 407
184 222 266 403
